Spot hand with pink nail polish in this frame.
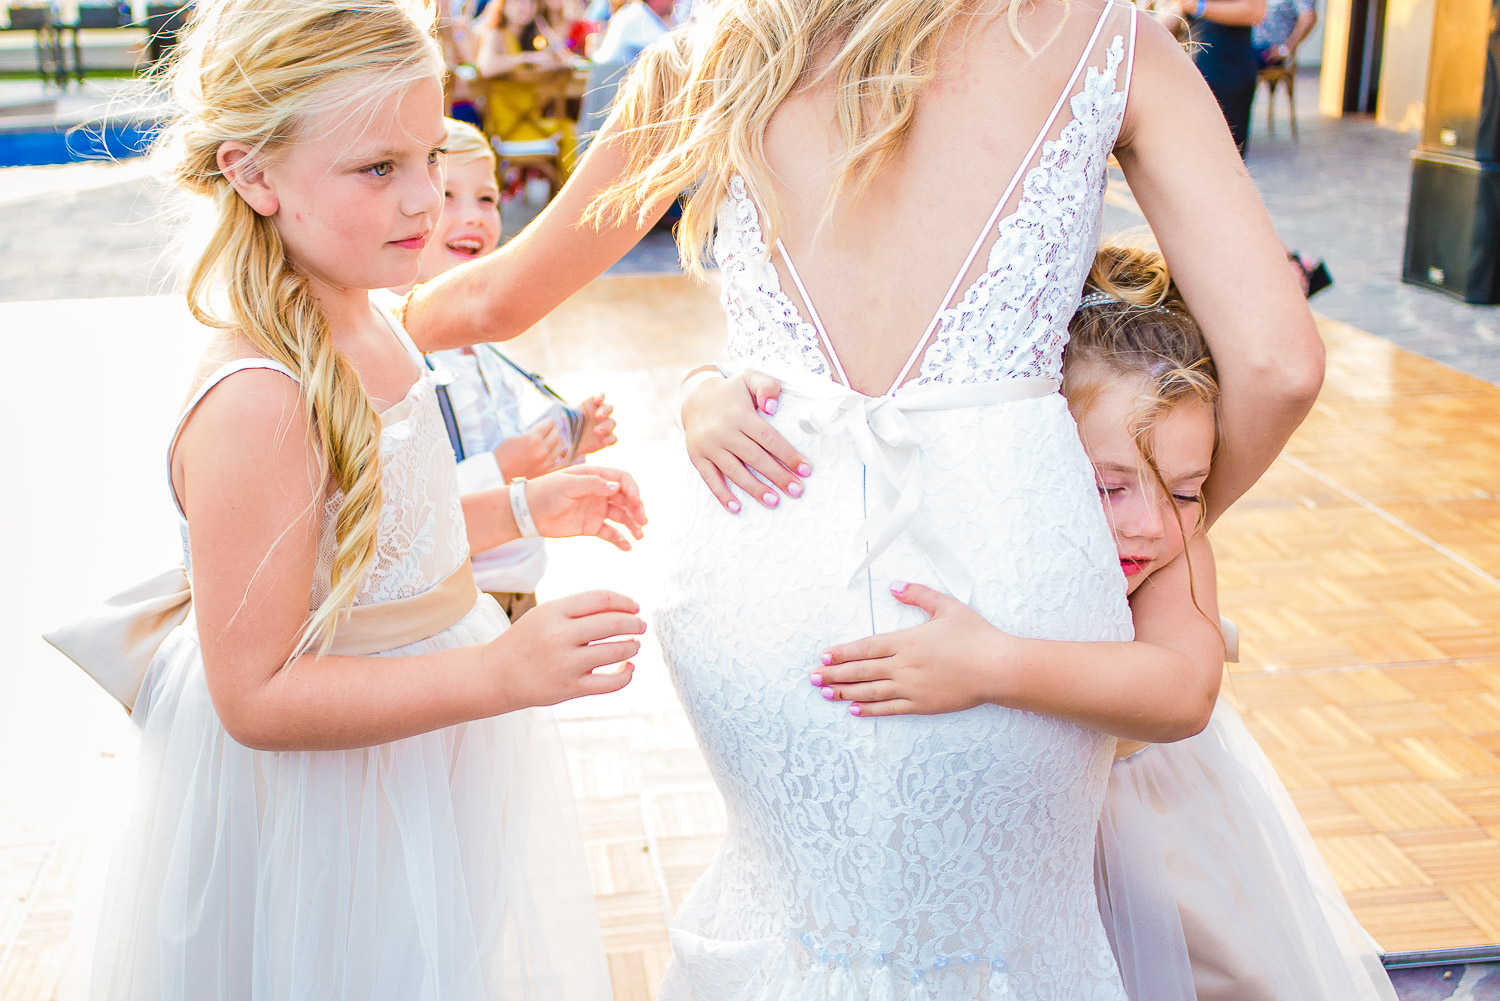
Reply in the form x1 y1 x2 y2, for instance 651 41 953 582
679 365 811 512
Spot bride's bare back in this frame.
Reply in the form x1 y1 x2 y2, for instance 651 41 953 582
763 0 1117 395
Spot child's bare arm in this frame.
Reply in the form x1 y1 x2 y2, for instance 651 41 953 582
461 466 647 555
403 118 676 351
177 372 643 752
817 538 1223 742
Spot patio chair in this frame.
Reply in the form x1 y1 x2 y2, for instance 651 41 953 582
1258 57 1299 140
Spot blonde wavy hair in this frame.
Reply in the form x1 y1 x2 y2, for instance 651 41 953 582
444 116 498 169
583 0 1046 276
157 0 443 652
1064 241 1220 559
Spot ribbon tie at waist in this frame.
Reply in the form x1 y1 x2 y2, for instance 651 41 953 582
762 368 1059 604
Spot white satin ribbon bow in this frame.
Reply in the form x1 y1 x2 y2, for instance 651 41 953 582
760 367 1059 605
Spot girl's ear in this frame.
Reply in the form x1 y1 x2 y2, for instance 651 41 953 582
217 142 279 216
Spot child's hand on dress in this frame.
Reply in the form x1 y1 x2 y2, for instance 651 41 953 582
682 369 810 513
485 589 643 708
577 394 618 456
495 422 569 480
811 583 1010 717
527 466 647 550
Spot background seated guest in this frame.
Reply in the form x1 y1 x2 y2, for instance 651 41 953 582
1253 0 1317 65
475 0 570 77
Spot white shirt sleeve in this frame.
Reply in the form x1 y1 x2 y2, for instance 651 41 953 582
455 449 506 494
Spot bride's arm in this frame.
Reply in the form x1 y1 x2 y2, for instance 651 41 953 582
1114 18 1323 525
816 538 1223 742
402 119 678 352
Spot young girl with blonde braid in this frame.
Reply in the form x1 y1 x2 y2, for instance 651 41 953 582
679 243 1397 1001
57 3 645 998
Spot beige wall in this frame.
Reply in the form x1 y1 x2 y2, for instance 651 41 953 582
1319 0 1354 116
1376 0 1436 132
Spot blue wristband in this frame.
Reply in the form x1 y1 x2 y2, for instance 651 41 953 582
1195 0 1206 16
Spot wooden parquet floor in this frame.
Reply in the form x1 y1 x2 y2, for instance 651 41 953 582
511 281 1500 1000
3 280 1499 1000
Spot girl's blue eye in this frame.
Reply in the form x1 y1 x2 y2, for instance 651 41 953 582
429 147 448 166
368 162 393 177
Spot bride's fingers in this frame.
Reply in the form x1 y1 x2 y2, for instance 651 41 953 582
848 699 919 718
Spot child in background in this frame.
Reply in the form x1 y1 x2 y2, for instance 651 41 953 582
67 4 644 998
680 242 1397 1001
411 118 618 619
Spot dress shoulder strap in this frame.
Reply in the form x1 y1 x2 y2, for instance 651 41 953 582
167 357 301 517
372 298 427 368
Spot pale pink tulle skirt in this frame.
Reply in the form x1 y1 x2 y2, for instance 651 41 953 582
83 595 610 1001
1097 699 1398 1001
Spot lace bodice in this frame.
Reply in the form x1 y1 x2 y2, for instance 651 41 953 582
172 313 470 611
715 16 1132 392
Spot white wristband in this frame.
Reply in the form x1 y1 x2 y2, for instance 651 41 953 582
509 477 540 538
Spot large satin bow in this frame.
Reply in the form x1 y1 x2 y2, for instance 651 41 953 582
43 565 193 713
764 368 1059 605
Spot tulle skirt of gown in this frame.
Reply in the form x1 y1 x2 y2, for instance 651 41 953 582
86 595 611 1001
1096 699 1398 1001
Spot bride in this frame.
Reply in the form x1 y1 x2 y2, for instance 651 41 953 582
404 0 1321 995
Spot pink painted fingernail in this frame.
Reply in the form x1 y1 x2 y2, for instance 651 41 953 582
763 397 779 415
797 463 812 477
820 652 833 666
810 673 823 687
762 492 778 507
821 686 836 700
787 482 804 499
890 581 907 594
727 499 741 514
849 704 862 716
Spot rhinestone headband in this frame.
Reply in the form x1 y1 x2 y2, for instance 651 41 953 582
1076 289 1183 319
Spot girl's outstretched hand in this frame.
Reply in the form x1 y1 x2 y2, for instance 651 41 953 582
577 394 618 456
682 370 810 513
528 466 647 550
485 589 643 709
812 583 1009 717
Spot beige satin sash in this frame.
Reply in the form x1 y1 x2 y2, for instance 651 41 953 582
43 562 481 713
1113 615 1241 761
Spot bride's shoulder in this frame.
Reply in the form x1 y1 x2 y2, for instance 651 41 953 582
1112 14 1214 150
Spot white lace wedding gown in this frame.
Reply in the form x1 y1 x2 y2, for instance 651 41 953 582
656 5 1141 999
83 311 610 1001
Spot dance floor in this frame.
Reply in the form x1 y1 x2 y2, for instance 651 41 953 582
509 276 1500 999
2 273 1499 999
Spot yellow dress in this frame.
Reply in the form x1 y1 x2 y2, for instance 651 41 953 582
479 28 577 176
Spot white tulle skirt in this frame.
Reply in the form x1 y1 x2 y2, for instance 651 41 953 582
1096 699 1398 1001
85 596 611 1001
